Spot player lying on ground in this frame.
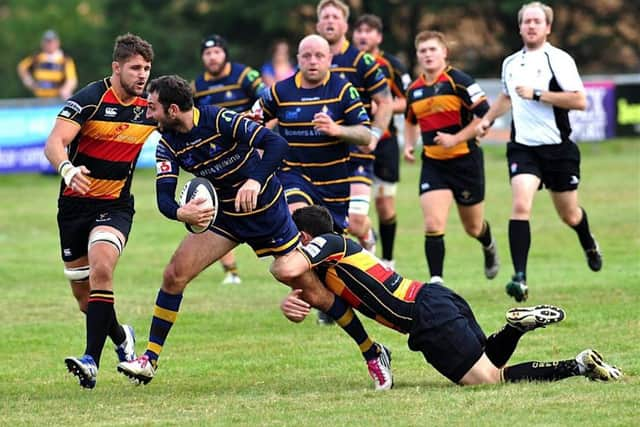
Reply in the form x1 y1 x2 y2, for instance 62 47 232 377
277 205 623 386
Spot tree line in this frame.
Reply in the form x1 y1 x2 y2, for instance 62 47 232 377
1 0 637 99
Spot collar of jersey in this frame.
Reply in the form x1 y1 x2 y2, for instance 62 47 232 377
204 62 232 81
339 39 350 54
420 65 451 86
192 107 201 127
294 71 331 88
522 41 551 54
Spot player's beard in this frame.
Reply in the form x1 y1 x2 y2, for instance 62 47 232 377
120 76 145 98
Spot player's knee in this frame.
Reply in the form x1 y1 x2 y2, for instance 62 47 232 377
511 204 531 218
558 208 581 226
89 261 114 286
462 221 483 237
162 262 189 293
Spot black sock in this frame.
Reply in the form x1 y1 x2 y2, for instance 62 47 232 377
379 216 397 261
108 321 125 346
85 289 116 368
84 310 124 346
571 207 596 250
476 221 493 247
325 296 377 361
502 359 581 382
425 233 445 277
485 325 524 367
508 219 530 275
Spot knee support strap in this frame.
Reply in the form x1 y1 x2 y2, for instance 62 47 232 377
64 265 90 283
89 230 123 255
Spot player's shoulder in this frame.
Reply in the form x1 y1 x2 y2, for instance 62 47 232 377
381 51 406 71
543 43 576 64
502 50 521 69
69 78 109 105
446 66 475 86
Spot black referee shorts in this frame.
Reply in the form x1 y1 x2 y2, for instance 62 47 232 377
506 140 581 192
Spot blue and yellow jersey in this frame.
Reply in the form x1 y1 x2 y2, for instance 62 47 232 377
299 233 424 333
406 66 489 160
56 78 156 201
155 105 286 219
260 71 370 186
18 50 77 98
331 41 389 170
193 62 266 112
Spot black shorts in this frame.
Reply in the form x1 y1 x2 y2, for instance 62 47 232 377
419 147 485 205
506 141 581 192
57 197 135 262
373 134 400 183
407 282 486 383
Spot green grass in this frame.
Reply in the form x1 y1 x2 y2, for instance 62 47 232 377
0 138 638 426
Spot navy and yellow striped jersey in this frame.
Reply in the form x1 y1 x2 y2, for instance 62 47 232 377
299 233 424 333
155 105 286 219
193 62 266 112
260 71 370 186
18 50 77 98
376 50 410 137
56 78 156 201
331 41 389 169
406 66 489 160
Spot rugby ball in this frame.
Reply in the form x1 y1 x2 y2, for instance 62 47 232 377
178 177 218 234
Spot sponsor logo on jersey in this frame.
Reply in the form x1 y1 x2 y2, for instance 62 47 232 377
156 160 172 174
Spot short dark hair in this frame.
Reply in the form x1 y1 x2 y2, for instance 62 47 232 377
354 14 383 32
292 205 334 237
147 75 194 112
113 33 154 63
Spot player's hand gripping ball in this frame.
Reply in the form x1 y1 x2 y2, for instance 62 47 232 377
178 177 218 233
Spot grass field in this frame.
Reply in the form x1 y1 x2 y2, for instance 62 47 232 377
0 138 638 426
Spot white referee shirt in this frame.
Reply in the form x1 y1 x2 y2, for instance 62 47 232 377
501 42 584 146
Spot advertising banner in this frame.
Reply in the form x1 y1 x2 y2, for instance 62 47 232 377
615 83 640 137
570 81 616 142
0 102 158 174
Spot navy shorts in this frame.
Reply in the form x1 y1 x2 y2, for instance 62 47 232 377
348 153 374 185
278 169 349 233
407 282 486 383
212 185 300 258
506 141 581 192
57 197 135 262
373 134 400 183
419 147 485 205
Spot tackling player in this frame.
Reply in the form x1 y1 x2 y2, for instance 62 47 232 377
278 206 623 386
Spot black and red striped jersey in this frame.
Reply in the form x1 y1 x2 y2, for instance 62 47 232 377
56 78 156 201
299 233 424 333
406 66 489 160
375 50 410 138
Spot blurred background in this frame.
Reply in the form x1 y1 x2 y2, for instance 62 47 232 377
0 0 638 173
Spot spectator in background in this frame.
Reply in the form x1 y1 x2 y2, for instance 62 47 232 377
261 39 295 87
17 30 78 99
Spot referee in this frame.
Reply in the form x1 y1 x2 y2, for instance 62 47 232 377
477 1 602 302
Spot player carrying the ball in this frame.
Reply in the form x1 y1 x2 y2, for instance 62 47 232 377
117 75 392 390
